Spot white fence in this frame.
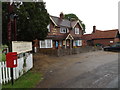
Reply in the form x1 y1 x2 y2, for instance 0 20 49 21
0 53 33 84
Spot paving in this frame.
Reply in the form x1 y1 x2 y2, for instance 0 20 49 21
34 51 118 88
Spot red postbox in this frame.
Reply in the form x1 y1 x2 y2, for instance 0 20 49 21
6 52 17 68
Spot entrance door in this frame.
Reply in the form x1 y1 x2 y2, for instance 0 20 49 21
66 40 70 48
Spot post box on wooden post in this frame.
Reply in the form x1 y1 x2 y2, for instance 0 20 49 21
6 52 17 85
6 52 17 68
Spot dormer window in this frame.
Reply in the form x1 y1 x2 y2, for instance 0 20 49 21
60 27 67 33
75 28 79 34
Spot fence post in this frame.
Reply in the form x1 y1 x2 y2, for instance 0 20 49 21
5 62 9 83
8 68 11 81
0 62 2 84
2 62 6 84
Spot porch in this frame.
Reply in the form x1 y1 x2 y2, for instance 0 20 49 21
39 34 82 49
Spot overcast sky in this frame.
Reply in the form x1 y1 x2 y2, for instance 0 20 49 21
44 0 119 34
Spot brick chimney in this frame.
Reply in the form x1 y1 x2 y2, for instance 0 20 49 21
93 26 96 33
60 12 64 19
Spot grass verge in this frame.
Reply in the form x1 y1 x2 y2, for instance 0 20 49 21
2 70 42 88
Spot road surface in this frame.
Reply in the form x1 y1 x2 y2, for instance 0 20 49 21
34 51 118 88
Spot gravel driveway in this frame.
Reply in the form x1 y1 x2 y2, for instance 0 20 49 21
33 51 118 88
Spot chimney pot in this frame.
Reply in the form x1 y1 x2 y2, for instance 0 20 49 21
60 12 64 19
93 26 96 33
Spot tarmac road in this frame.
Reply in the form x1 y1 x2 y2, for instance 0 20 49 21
35 51 118 88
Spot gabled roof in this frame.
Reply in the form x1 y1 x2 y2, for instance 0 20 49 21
50 15 83 29
92 29 119 39
50 16 71 28
71 20 83 30
82 29 119 40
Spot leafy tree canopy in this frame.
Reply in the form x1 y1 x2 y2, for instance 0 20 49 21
64 13 86 33
2 2 50 45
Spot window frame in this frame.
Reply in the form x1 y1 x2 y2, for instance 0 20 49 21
74 40 82 46
40 39 53 48
60 27 67 33
78 40 82 46
75 28 80 34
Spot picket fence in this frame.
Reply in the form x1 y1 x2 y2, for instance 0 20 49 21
0 53 33 84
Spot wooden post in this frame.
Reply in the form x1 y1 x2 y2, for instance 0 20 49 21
65 40 66 49
7 3 14 85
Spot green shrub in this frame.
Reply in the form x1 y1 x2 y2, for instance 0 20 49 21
0 45 8 62
2 53 6 61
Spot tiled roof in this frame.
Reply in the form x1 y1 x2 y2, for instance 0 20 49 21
92 29 118 39
50 16 71 28
50 16 79 28
71 21 78 28
82 29 119 40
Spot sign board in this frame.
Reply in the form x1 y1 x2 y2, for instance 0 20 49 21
12 41 32 54
110 41 113 43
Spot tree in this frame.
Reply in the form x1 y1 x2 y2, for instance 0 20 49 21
2 3 8 45
64 13 86 33
2 2 50 45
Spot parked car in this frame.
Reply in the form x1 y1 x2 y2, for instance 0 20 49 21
103 42 120 52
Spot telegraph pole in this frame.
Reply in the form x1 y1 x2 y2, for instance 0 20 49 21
7 2 16 85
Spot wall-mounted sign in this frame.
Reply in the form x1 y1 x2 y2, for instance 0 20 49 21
52 28 57 34
12 41 32 54
110 41 113 43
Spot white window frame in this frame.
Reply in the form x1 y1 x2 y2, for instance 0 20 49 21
40 40 46 48
60 27 67 33
75 28 79 34
74 40 82 46
78 40 82 46
40 39 53 48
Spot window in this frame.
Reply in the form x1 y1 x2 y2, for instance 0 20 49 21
60 27 67 33
46 39 52 48
78 40 82 46
75 28 79 34
47 24 50 32
74 40 82 46
40 39 53 48
40 41 45 48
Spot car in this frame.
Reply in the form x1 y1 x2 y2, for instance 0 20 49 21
103 42 120 52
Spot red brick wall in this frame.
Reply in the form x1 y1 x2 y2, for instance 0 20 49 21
48 21 69 36
114 38 120 42
48 21 83 37
82 40 87 46
70 23 82 37
93 39 115 46
48 22 62 35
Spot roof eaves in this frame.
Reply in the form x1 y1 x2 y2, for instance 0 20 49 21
50 16 58 26
72 20 83 30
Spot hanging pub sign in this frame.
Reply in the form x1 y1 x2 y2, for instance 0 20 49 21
12 41 32 54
